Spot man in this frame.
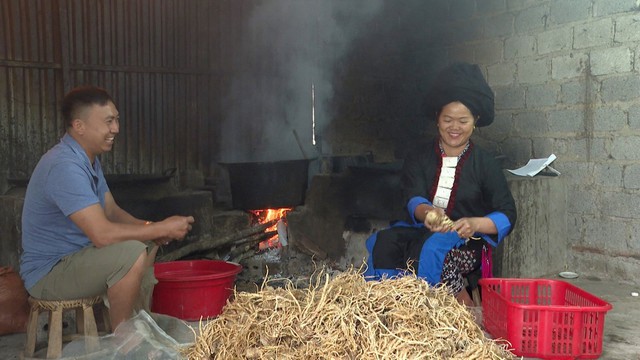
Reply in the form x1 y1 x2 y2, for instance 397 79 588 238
20 86 195 330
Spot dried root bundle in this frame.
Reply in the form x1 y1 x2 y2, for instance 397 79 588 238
184 268 515 359
425 210 455 229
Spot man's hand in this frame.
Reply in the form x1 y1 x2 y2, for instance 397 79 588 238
71 202 197 247
157 216 195 244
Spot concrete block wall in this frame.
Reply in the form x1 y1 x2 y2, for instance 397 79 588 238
424 0 640 280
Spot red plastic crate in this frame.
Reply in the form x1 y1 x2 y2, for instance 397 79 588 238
479 278 612 359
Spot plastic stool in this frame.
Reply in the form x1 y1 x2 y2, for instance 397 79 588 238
23 296 110 359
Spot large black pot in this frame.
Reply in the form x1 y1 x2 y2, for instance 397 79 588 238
222 159 310 210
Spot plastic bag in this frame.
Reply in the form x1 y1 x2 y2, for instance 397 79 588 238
0 266 30 335
61 310 195 359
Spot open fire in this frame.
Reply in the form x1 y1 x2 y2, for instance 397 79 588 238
250 208 291 250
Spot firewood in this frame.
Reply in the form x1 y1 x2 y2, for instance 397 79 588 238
157 220 277 262
227 230 277 261
232 229 277 246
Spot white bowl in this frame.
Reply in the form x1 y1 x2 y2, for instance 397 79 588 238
559 271 579 279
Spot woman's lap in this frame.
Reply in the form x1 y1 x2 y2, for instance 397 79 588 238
368 226 478 290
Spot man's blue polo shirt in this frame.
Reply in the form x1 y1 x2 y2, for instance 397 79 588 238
20 133 109 290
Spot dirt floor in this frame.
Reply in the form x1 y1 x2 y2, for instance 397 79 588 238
1 273 638 359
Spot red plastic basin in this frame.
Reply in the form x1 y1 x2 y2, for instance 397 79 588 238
151 260 242 321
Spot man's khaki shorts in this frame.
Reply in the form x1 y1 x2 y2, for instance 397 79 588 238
28 240 147 300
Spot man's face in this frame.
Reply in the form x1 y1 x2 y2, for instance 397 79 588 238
75 101 119 161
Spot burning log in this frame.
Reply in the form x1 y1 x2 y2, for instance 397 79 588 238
231 230 276 247
157 220 277 262
227 230 277 263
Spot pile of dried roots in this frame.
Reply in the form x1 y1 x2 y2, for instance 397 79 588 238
184 268 515 359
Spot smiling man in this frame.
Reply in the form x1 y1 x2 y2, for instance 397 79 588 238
20 86 195 330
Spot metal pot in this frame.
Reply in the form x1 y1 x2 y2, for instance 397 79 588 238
222 159 310 210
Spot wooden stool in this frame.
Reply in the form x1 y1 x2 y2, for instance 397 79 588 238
23 296 110 359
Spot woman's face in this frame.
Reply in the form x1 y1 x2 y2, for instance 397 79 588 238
436 101 476 156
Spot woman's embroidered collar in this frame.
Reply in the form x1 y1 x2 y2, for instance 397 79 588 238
438 140 471 159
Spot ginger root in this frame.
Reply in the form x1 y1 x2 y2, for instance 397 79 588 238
426 210 481 241
425 210 454 228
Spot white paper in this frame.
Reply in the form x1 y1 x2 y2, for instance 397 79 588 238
508 154 558 177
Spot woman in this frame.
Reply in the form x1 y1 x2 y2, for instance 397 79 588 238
364 62 517 306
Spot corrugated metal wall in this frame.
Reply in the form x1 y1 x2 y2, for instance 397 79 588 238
0 0 249 194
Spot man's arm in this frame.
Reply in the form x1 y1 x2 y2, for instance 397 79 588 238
103 192 146 225
69 203 194 248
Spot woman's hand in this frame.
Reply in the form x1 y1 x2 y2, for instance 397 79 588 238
424 208 453 233
452 217 478 239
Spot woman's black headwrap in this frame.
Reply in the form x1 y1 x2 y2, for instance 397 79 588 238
425 62 495 127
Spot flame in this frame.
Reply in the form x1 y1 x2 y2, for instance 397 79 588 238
251 208 291 231
250 208 291 250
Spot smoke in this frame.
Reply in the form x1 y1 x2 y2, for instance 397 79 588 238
218 0 384 163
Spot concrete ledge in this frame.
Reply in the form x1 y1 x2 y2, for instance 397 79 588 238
494 175 568 278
